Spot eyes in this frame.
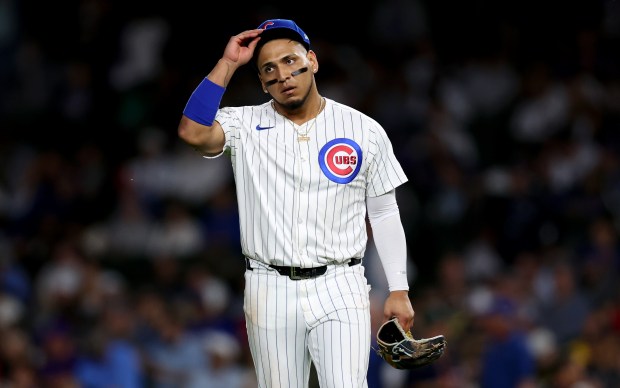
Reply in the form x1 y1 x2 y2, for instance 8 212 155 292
263 57 297 74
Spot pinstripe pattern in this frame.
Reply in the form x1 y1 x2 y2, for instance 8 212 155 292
216 98 407 267
215 97 405 387
244 260 371 388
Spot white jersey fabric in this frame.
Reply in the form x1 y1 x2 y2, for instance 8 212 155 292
213 97 408 267
210 97 408 388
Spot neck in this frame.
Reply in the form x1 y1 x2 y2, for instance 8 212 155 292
273 94 324 125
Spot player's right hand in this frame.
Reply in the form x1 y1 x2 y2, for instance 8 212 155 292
222 29 264 68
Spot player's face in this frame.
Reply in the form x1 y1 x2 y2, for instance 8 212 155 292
257 39 317 109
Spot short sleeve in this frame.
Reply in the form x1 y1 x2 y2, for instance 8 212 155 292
366 124 408 197
212 107 241 157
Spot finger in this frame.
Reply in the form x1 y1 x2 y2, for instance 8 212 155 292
246 36 261 50
398 316 414 332
236 29 264 40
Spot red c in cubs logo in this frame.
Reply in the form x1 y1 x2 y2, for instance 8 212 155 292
319 138 363 184
326 145 357 175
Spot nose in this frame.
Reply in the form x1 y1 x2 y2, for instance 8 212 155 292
264 66 293 87
274 66 292 83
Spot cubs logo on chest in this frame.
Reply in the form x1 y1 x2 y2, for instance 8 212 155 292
319 138 363 184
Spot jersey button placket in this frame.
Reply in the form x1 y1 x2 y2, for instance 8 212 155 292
296 147 310 259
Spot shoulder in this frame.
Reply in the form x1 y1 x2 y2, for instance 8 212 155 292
324 98 368 118
216 101 275 130
324 98 382 128
219 100 273 116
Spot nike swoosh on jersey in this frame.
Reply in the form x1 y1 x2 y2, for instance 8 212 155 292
256 125 275 131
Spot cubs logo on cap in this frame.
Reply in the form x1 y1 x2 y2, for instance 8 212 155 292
319 138 362 184
256 19 310 50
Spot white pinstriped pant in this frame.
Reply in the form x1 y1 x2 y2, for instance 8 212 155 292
244 260 371 388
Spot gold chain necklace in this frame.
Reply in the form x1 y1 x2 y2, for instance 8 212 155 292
273 97 324 142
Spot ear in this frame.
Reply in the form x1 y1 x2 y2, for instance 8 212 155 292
308 50 318 73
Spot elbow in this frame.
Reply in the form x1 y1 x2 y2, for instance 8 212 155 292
178 116 198 145
177 116 222 156
178 116 190 140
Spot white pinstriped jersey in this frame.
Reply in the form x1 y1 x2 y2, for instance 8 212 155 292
213 97 407 267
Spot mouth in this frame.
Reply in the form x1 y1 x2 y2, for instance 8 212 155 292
281 86 295 95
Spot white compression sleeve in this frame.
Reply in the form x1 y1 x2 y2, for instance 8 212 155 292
367 190 409 292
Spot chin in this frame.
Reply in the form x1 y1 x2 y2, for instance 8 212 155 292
280 98 304 110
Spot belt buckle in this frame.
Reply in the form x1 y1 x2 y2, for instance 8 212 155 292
289 267 304 281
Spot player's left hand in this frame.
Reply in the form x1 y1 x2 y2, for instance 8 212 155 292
383 290 414 332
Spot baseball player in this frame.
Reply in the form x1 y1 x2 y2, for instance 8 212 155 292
178 19 415 387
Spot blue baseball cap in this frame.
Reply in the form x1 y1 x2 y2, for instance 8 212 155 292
256 19 310 51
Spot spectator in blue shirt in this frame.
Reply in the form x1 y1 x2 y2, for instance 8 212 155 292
479 295 537 388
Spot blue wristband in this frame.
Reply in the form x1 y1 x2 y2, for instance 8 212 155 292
183 78 226 126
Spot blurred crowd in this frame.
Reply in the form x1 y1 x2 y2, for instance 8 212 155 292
1 0 620 387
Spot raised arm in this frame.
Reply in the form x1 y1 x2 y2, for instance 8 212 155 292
178 29 264 156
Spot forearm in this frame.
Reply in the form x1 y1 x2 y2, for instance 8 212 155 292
179 60 235 155
367 191 409 292
179 29 261 155
206 58 240 87
182 60 229 128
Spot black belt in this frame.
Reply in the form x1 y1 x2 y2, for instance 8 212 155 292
245 258 361 280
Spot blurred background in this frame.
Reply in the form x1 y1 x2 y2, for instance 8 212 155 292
1 0 620 387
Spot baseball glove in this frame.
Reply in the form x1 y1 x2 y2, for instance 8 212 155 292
374 317 447 369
